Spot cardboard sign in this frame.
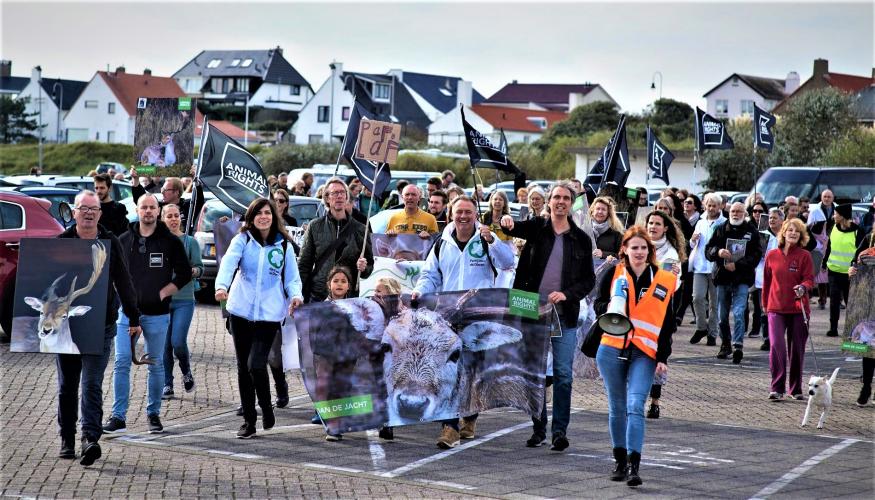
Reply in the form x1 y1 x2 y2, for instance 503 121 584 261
133 97 195 169
355 119 401 164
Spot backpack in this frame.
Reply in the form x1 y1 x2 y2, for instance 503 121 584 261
433 234 497 280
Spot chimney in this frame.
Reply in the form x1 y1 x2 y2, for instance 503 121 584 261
568 92 585 110
387 69 403 82
275 45 283 55
143 68 152 76
31 65 42 82
115 65 126 75
784 71 800 95
813 59 828 79
456 80 473 108
0 60 10 78
329 61 343 78
512 79 518 85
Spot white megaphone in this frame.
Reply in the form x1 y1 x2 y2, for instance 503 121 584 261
597 273 633 336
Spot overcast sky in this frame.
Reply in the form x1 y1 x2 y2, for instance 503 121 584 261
2 1 872 113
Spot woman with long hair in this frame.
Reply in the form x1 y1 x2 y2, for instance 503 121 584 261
683 194 703 226
272 188 299 227
215 198 303 439
482 191 512 241
590 196 624 262
595 226 677 487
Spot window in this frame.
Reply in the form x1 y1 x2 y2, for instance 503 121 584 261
308 134 323 144
229 59 240 67
290 85 301 96
0 201 24 230
740 100 755 115
222 78 231 94
240 59 253 67
342 106 350 121
374 83 391 100
107 131 115 143
107 102 115 114
95 131 100 141
211 78 221 93
715 100 729 115
317 106 330 123
236 78 249 92
84 100 98 109
207 58 222 68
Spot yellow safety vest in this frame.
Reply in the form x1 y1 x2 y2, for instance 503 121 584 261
826 226 856 274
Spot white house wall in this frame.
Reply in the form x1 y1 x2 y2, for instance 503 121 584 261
250 82 312 111
291 74 353 144
574 151 703 192
18 80 62 143
706 80 779 119
427 107 494 146
175 76 204 95
578 86 617 108
63 75 129 143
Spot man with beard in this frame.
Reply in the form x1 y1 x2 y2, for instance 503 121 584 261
428 190 449 224
689 193 727 347
130 168 204 231
93 173 128 236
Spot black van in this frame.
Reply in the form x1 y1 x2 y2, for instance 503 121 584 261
753 167 875 205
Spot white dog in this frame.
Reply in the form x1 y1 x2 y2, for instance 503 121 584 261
801 367 840 429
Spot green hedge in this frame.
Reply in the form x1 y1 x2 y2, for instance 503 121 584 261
0 142 135 175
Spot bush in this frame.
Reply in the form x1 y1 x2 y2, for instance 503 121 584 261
0 142 134 174
817 127 875 167
259 143 341 175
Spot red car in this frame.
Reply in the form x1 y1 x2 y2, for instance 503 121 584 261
0 191 64 337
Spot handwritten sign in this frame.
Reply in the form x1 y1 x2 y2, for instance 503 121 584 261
355 119 401 164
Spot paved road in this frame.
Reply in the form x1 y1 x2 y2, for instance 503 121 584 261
2 303 873 499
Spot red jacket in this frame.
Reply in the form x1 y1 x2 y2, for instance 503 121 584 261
762 245 815 315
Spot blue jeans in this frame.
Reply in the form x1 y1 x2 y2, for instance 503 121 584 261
718 283 749 347
596 344 656 453
113 311 170 420
56 324 114 441
532 327 576 438
164 300 195 388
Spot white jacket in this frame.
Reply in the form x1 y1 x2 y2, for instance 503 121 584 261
689 214 726 274
414 222 515 294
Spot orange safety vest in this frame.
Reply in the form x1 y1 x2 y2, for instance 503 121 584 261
600 264 677 359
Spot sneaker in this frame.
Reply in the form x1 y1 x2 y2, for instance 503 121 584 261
768 392 784 401
436 425 460 449
550 434 569 452
262 407 275 430
182 373 195 393
459 418 476 439
706 336 717 346
689 330 708 344
148 415 164 434
325 432 343 442
161 386 174 400
378 426 394 440
732 348 744 365
826 330 838 337
646 403 660 419
274 395 289 408
716 345 732 359
760 339 770 351
790 394 805 401
747 331 761 338
526 433 547 447
79 438 101 466
236 405 244 417
59 436 76 459
310 412 322 425
237 422 256 439
102 417 126 434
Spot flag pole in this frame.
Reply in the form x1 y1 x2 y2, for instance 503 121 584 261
186 116 209 236
356 162 383 290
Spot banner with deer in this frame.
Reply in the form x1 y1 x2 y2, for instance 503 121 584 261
10 239 110 355
133 97 195 170
294 288 552 434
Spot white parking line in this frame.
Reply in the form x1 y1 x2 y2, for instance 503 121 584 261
569 453 685 470
366 429 388 472
748 438 858 499
414 479 477 491
303 463 364 474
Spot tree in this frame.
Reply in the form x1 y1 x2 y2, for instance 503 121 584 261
817 127 875 167
644 98 695 142
701 117 772 191
772 87 856 165
0 96 40 144
539 101 620 148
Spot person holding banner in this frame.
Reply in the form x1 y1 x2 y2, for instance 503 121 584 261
594 226 677 487
214 198 304 439
848 230 875 406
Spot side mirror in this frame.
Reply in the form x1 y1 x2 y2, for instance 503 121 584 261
58 202 73 224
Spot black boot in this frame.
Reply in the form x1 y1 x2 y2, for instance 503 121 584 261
59 434 76 459
271 366 289 408
716 343 732 359
611 447 628 481
857 385 872 407
627 451 642 486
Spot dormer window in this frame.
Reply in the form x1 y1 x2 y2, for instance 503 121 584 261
439 88 453 97
229 59 240 67
526 117 548 130
374 83 391 100
207 59 222 69
240 59 253 68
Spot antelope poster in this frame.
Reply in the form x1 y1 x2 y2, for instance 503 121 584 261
133 97 195 169
294 288 551 434
10 239 110 355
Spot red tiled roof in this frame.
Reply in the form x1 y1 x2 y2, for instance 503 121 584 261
486 83 597 105
824 72 875 93
195 114 256 142
98 71 186 116
470 105 568 133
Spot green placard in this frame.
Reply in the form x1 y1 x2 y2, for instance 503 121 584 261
841 341 870 354
137 166 157 175
509 289 539 319
313 394 374 420
178 97 192 110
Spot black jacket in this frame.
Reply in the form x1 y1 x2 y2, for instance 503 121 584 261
505 216 596 328
298 213 374 302
59 224 140 328
98 199 129 237
594 227 622 258
706 220 763 286
118 221 192 315
133 184 205 232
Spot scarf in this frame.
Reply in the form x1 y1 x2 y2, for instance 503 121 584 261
652 236 672 262
688 212 700 226
593 219 611 238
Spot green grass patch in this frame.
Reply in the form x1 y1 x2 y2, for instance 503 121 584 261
0 142 135 175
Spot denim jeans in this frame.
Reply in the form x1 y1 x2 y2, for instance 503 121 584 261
532 327 576 438
718 283 749 347
113 311 170 420
596 344 656 454
164 300 195 388
56 324 114 441
692 273 718 337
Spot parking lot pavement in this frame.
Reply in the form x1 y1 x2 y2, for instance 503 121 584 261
2 303 873 499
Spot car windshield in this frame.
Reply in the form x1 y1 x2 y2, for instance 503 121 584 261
290 201 321 226
199 201 233 232
816 171 875 203
115 184 132 200
755 170 819 206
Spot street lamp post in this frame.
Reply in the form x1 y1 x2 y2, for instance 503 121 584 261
37 81 43 170
244 92 250 146
52 81 63 143
650 71 663 100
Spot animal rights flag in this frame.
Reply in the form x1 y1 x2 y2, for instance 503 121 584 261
582 157 605 200
695 107 734 150
341 101 392 197
753 104 777 152
196 123 269 215
294 288 552 433
601 115 631 188
646 126 675 185
461 107 521 175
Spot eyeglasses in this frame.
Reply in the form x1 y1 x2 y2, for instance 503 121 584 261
138 236 147 254
161 188 178 193
752 209 764 214
684 200 694 205
273 198 288 204
74 206 101 214
326 191 347 198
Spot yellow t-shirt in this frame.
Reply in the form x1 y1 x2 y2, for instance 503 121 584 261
387 209 439 235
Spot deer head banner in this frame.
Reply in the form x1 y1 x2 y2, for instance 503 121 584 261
294 288 552 434
11 239 111 355
134 97 195 170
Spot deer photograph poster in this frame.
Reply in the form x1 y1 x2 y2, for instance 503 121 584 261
10 239 110 355
294 288 552 434
133 97 195 169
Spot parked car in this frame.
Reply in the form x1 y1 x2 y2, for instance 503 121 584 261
96 162 129 175
0 191 65 336
0 175 133 204
0 186 80 226
753 167 875 207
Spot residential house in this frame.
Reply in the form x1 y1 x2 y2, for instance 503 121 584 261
63 67 187 144
428 104 568 145
173 47 312 113
16 66 87 143
195 115 257 143
0 60 29 97
703 72 799 118
483 82 618 112
853 85 875 127
773 58 875 114
290 63 484 144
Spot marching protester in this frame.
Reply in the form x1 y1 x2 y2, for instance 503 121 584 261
214 197 303 439
762 218 814 400
92 173 129 236
523 185 546 220
823 203 865 337
849 229 875 406
386 184 439 238
481 190 512 242
427 189 449 224
594 226 677 487
517 187 528 206
412 195 515 448
745 201 769 340
689 193 726 346
441 169 457 190
756 207 784 351
160 204 204 400
706 202 763 363
675 194 702 326
500 182 595 452
272 188 299 227
56 190 141 465
105 194 192 435
590 196 623 262
130 167 205 230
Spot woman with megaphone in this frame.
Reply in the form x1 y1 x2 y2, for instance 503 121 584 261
594 226 677 488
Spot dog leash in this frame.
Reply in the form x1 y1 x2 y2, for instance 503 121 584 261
799 293 821 376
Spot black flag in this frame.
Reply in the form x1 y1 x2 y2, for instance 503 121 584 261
695 107 734 150
753 104 776 152
602 115 631 188
341 101 392 196
646 126 675 185
461 107 521 175
196 123 268 215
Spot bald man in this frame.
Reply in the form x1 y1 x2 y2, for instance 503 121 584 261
386 184 439 239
